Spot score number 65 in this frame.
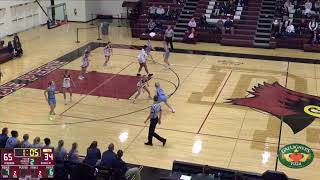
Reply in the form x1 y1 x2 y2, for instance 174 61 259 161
3 153 13 161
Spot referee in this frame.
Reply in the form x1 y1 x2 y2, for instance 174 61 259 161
144 96 167 146
164 25 174 50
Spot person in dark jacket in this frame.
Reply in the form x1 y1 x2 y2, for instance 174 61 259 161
200 14 207 29
0 128 9 148
13 36 23 57
223 17 234 35
84 141 101 166
68 142 80 162
7 41 14 58
112 150 141 180
100 143 116 168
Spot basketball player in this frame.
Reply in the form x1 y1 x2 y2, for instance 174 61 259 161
163 43 171 68
155 82 175 113
103 41 112 67
78 48 90 80
145 40 155 63
144 95 167 146
44 81 59 116
132 75 152 104
62 70 73 105
137 45 153 77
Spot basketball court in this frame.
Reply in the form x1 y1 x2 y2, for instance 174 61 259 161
0 21 320 179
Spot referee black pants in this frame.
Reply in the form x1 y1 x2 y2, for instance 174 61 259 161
147 117 165 144
165 37 174 50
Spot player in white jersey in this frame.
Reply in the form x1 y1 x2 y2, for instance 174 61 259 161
132 75 152 103
103 41 113 67
145 40 155 63
78 47 91 80
62 70 74 105
163 43 171 68
137 45 153 77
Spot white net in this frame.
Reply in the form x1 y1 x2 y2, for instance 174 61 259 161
47 3 67 29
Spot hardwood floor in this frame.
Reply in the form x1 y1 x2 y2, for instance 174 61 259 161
0 21 319 180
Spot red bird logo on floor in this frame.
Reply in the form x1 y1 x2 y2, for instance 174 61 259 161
228 82 320 134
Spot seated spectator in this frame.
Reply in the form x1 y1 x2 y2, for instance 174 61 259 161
155 20 164 34
165 5 172 20
84 141 101 167
5 130 20 148
20 134 31 148
146 19 156 33
315 0 320 14
282 6 289 19
240 0 248 7
68 142 80 162
100 143 116 168
112 150 141 180
294 7 303 18
171 8 180 20
309 18 319 32
297 18 308 35
176 0 185 5
222 1 231 15
13 36 23 57
54 140 67 162
156 5 165 18
199 14 207 29
304 0 313 15
43 137 53 148
230 0 237 14
272 18 281 37
184 28 198 43
310 30 320 45
275 1 283 17
7 41 14 58
188 17 197 30
0 128 9 148
284 0 292 9
223 17 234 35
32 137 42 148
149 4 156 18
216 18 224 33
213 2 221 16
285 21 295 36
280 17 290 35
14 33 20 41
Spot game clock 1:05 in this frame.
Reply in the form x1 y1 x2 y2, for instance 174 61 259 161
14 148 41 157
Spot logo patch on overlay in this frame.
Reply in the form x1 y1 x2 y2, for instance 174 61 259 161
228 82 320 134
278 144 314 169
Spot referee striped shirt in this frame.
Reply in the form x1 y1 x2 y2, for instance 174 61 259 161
151 103 161 119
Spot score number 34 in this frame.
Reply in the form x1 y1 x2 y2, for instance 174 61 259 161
44 153 53 161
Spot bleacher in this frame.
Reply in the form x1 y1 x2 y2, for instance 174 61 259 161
221 0 261 47
194 0 223 43
131 0 183 40
270 0 320 51
129 0 320 51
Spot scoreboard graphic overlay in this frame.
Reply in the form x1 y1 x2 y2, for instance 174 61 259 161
1 148 54 178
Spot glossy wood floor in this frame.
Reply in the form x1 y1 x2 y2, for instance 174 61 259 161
1 21 320 180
